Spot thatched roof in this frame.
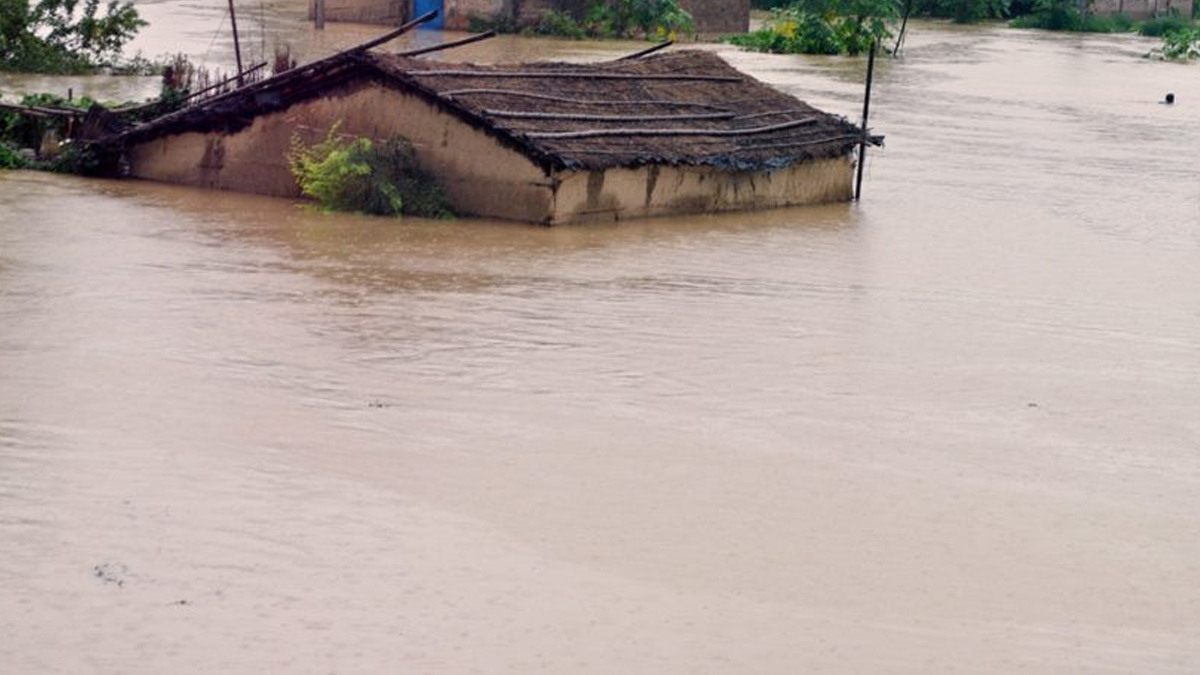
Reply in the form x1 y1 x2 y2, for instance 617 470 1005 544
110 50 874 173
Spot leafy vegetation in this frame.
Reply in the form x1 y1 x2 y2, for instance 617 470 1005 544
288 126 454 219
754 0 1195 31
1008 0 1132 31
1149 26 1200 58
0 0 146 73
472 0 695 40
0 92 113 172
1138 13 1193 35
913 0 1012 22
1 92 91 148
729 0 899 55
0 141 28 169
755 0 1006 22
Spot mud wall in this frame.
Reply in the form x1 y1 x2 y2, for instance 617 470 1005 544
679 0 750 36
307 0 408 24
550 157 855 225
444 0 510 29
1091 0 1193 18
125 82 558 222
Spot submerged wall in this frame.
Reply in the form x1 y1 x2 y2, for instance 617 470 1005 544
679 0 751 36
549 158 854 225
307 0 408 24
1091 0 1193 18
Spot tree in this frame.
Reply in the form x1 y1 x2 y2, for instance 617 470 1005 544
0 0 145 73
729 0 899 55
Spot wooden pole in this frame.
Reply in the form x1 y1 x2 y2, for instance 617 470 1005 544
315 0 325 30
855 39 877 202
228 0 245 86
893 0 913 56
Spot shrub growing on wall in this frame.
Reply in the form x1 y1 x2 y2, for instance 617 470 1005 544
288 126 454 219
0 142 27 169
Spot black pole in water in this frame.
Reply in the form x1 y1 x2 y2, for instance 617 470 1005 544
228 0 245 87
855 39 877 202
618 40 675 61
893 0 914 56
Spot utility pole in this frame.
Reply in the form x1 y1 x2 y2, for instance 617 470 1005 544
315 0 325 30
228 0 245 87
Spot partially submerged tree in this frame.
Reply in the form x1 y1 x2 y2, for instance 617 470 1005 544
474 0 695 40
729 0 899 55
0 0 146 73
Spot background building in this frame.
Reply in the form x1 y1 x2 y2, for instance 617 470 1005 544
310 0 752 36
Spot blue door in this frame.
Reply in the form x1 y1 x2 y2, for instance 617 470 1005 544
414 0 443 28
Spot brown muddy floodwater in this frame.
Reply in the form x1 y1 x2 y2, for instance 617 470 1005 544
3 20 1200 674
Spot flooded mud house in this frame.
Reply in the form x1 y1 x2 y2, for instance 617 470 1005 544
102 50 874 224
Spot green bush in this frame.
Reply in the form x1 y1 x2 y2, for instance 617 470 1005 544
523 0 694 39
535 9 590 37
1 92 97 154
288 125 454 219
1139 14 1192 36
1010 0 1131 31
766 0 1021 24
0 141 27 169
915 0 1010 22
1152 26 1200 58
728 0 898 55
